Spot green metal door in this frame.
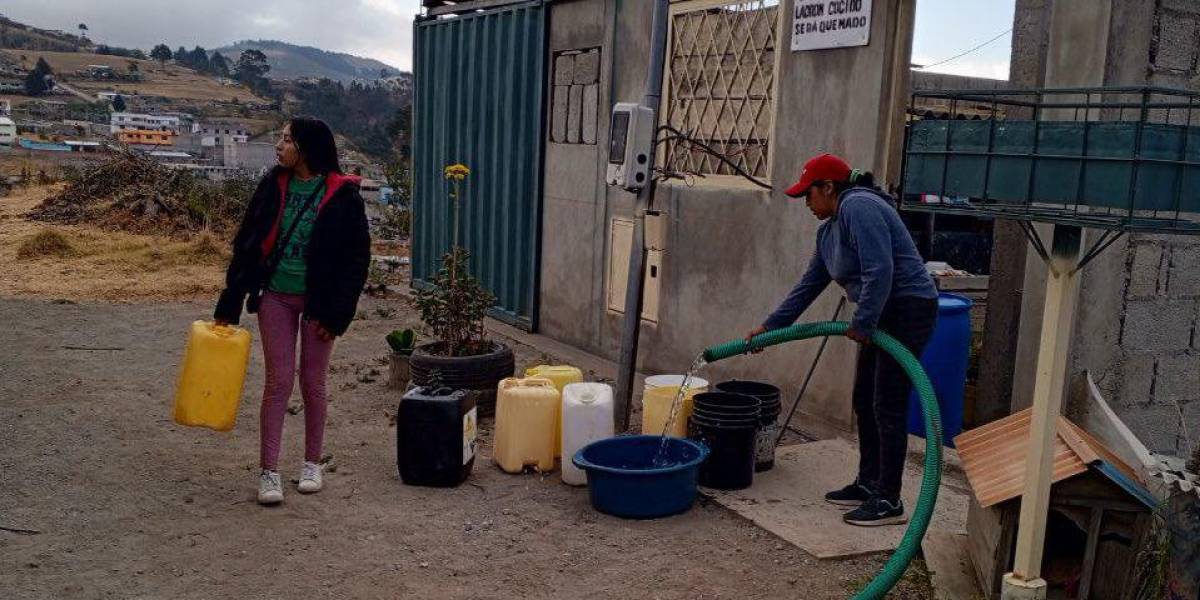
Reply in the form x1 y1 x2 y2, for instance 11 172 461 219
412 1 546 329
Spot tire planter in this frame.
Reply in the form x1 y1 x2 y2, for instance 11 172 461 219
408 342 515 416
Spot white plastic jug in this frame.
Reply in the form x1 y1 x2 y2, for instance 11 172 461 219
561 382 614 486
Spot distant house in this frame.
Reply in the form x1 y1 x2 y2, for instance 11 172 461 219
163 162 242 181
110 112 181 134
0 117 16 146
118 129 175 146
222 140 275 173
96 91 121 102
64 140 103 153
192 121 250 146
80 65 115 78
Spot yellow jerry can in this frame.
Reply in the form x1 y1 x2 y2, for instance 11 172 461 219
524 364 584 458
173 321 252 432
493 377 560 474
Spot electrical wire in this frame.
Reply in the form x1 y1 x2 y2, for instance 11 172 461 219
654 125 773 190
915 28 1012 70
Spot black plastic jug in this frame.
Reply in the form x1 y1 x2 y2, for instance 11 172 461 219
396 386 477 487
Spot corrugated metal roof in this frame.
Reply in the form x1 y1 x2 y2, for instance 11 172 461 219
954 408 1144 508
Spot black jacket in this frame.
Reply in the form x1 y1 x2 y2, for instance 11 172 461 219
214 167 371 336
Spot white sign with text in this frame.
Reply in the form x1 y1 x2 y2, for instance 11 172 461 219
790 0 873 52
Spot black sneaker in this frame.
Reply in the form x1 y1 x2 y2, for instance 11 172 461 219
843 497 907 527
824 482 873 507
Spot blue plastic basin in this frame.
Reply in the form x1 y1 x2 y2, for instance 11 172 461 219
572 435 709 519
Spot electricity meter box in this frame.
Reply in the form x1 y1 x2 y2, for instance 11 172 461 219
605 103 655 192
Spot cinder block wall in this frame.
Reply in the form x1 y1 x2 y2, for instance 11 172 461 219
1008 0 1200 454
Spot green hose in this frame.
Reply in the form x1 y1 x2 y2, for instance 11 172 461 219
704 321 942 600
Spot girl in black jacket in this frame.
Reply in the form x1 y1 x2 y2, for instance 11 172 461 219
214 116 370 505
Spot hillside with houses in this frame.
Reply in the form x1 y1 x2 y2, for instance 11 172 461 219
0 14 412 185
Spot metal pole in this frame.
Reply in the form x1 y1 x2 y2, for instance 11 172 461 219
614 0 669 432
776 297 847 447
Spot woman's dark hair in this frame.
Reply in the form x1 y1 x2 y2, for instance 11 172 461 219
831 169 879 194
288 116 341 175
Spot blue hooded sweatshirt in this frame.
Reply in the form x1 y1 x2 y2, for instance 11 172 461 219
762 187 937 335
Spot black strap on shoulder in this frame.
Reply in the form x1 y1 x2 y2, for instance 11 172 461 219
262 177 325 280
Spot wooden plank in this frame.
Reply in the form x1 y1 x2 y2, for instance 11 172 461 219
1011 227 1084 581
1058 416 1100 464
704 440 970 559
1077 507 1103 599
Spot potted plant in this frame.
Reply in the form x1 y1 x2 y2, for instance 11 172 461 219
409 163 514 414
386 328 415 390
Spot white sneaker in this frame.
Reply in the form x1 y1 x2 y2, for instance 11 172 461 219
257 470 283 505
298 461 323 494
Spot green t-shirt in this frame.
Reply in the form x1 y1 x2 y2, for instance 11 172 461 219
268 175 325 295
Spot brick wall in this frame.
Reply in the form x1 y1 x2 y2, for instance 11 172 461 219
1095 237 1200 452
1004 0 1200 454
550 48 601 145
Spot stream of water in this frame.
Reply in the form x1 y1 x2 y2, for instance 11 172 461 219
651 353 708 466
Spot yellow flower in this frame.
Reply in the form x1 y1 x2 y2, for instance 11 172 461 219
444 164 471 180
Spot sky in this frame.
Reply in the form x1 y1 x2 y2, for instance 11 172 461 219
911 0 1016 80
1 0 1015 79
0 0 422 71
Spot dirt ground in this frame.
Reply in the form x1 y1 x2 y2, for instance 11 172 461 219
0 192 933 599
0 185 227 302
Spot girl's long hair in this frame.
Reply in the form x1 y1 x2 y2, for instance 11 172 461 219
288 116 341 175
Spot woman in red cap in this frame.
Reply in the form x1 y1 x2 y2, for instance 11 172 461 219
747 153 938 527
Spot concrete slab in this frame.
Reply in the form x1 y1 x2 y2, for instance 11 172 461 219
704 439 969 559
922 531 982 600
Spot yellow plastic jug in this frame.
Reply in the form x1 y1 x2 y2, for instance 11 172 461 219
493 377 559 473
173 321 252 432
524 364 583 457
641 385 701 438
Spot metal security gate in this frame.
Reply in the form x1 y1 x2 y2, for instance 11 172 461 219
412 1 547 329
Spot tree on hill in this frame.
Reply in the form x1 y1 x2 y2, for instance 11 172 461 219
78 23 88 41
294 77 411 159
23 57 54 97
209 52 230 78
111 94 126 112
188 46 209 71
234 49 272 95
150 44 172 65
126 60 139 75
174 46 188 62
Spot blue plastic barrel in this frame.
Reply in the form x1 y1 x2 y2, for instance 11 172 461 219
906 293 973 446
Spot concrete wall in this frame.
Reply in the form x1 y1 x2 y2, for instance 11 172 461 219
975 0 1050 427
540 0 916 434
1005 0 1200 454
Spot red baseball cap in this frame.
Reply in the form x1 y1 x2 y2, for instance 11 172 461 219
784 153 852 198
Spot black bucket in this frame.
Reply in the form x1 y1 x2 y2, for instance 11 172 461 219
693 404 760 420
715 381 781 472
690 413 758 490
694 391 760 413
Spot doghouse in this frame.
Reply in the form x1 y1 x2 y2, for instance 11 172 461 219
956 409 1156 599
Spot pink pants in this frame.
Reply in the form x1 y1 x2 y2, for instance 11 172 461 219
257 291 335 470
